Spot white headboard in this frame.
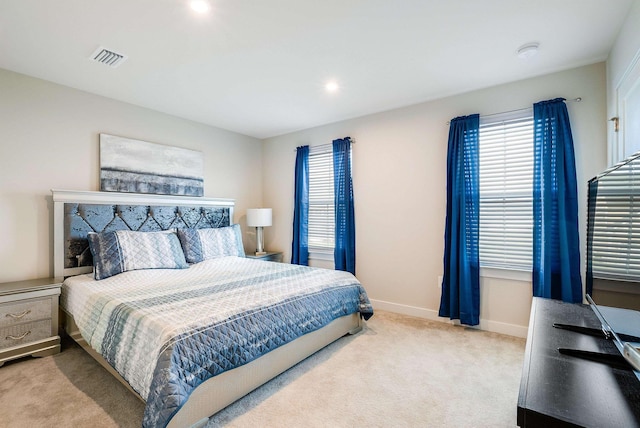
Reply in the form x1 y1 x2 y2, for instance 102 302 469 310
52 189 235 278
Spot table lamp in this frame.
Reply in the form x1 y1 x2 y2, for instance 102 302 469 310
247 208 272 255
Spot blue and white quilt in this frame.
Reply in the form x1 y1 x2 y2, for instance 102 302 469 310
61 257 373 428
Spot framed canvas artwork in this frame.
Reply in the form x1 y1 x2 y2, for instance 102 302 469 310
99 134 204 196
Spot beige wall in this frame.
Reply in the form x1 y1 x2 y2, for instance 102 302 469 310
0 61 611 335
599 0 640 308
607 0 640 163
607 0 640 95
0 68 263 283
262 63 607 337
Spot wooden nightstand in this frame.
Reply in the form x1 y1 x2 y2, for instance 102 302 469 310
245 251 283 263
0 277 62 366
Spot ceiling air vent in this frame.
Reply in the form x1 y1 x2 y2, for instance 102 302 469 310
90 47 128 68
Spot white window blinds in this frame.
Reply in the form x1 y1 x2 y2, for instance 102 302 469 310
308 147 335 251
589 152 640 282
479 110 534 270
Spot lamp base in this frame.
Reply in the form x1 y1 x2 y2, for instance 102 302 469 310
255 226 266 255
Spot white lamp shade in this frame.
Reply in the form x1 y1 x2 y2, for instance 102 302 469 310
247 208 272 227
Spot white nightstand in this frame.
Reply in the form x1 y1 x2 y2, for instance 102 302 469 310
245 251 283 263
0 277 62 366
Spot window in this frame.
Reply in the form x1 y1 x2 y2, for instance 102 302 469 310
307 144 354 257
478 110 534 270
589 151 640 282
308 147 335 254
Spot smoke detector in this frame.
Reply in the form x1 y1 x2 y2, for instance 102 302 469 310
516 43 539 60
90 47 128 68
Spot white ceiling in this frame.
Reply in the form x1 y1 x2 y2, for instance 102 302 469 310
0 0 634 139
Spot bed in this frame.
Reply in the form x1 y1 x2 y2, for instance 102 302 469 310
51 189 373 428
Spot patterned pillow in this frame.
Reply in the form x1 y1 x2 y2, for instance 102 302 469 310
177 224 245 263
88 230 189 280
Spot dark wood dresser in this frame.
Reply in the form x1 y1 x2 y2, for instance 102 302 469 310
518 297 640 427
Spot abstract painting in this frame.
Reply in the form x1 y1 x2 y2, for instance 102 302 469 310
100 134 204 196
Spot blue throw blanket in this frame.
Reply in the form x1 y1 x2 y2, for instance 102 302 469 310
61 257 373 428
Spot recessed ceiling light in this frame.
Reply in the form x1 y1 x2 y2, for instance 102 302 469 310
325 81 339 93
190 0 211 14
516 43 539 60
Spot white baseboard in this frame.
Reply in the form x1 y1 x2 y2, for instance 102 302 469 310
369 298 528 338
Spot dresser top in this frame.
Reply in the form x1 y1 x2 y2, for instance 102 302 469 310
518 297 640 427
0 277 64 296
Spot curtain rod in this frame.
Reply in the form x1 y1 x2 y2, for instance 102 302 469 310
293 138 355 152
446 97 582 125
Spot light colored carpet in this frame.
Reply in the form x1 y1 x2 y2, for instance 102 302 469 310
0 311 525 427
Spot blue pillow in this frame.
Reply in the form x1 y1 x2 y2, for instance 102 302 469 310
88 230 189 280
177 224 245 263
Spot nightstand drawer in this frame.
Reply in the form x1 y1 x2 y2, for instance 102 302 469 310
0 298 52 328
0 278 61 365
0 319 52 350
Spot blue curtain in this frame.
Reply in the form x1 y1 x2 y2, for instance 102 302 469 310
333 137 356 275
533 98 582 303
438 114 480 326
292 145 309 265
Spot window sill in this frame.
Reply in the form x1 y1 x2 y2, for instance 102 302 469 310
480 267 531 283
